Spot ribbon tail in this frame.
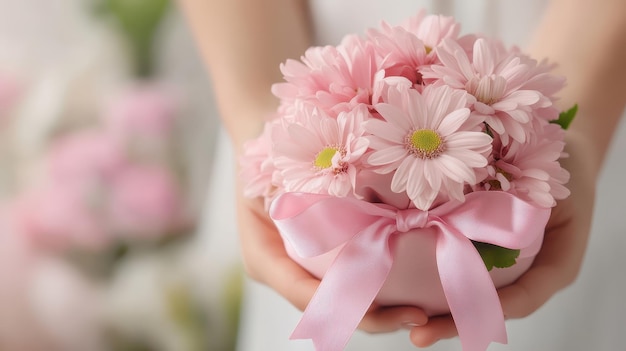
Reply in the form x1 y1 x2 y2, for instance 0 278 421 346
291 221 394 351
436 227 507 351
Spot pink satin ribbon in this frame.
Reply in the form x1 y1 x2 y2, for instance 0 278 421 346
270 191 551 351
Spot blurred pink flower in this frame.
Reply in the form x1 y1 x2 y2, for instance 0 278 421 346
46 129 126 184
104 84 179 141
106 164 186 239
14 125 186 251
14 182 111 251
366 84 492 210
21 130 125 250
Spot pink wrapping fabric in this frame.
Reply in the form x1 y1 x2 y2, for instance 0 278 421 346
270 191 551 351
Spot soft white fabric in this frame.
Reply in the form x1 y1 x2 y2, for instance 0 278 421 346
229 1 626 350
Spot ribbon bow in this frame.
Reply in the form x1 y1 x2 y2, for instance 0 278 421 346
270 191 550 351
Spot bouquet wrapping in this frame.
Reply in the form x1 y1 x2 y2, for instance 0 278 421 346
241 10 572 351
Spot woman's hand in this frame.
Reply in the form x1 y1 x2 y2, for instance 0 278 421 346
236 190 429 334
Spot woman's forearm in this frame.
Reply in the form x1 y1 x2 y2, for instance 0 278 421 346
528 0 626 176
177 0 312 150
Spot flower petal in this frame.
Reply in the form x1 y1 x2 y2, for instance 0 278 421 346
365 118 407 143
368 146 408 166
438 108 470 136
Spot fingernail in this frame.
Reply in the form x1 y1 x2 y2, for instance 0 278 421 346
401 321 422 329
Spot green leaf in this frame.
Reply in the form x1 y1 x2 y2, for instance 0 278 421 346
473 241 520 271
484 123 494 138
99 0 171 76
551 104 578 130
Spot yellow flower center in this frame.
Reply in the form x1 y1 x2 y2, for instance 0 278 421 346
314 147 339 169
425 45 433 54
407 129 444 159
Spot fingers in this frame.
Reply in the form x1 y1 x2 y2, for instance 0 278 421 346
266 256 321 311
359 306 428 334
409 315 458 347
237 194 432 334
498 209 587 319
236 194 322 311
498 265 560 319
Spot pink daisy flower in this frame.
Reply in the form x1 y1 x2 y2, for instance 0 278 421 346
240 119 284 208
366 84 492 210
365 12 463 89
479 121 570 208
272 35 380 117
516 54 566 123
423 38 552 145
400 10 461 53
367 22 431 86
273 104 370 197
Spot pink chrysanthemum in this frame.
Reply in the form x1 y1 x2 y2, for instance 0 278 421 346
400 10 461 52
367 23 430 87
365 12 463 89
272 35 379 117
273 104 370 197
240 119 284 208
516 54 566 123
423 38 554 145
479 121 570 207
366 84 492 210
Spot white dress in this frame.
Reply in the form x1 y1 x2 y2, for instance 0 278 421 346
230 1 626 350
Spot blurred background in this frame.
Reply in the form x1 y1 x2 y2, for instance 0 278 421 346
0 0 242 350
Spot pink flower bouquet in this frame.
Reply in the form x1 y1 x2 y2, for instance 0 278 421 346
241 10 574 351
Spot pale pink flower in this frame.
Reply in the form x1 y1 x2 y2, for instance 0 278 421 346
479 122 570 207
106 165 186 239
367 22 430 86
366 12 461 89
400 10 461 51
19 128 186 249
240 120 281 202
366 84 492 210
13 182 111 251
423 38 553 144
104 84 179 141
517 57 565 100
516 55 566 123
272 35 380 116
46 130 126 184
273 104 370 197
8 132 121 251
